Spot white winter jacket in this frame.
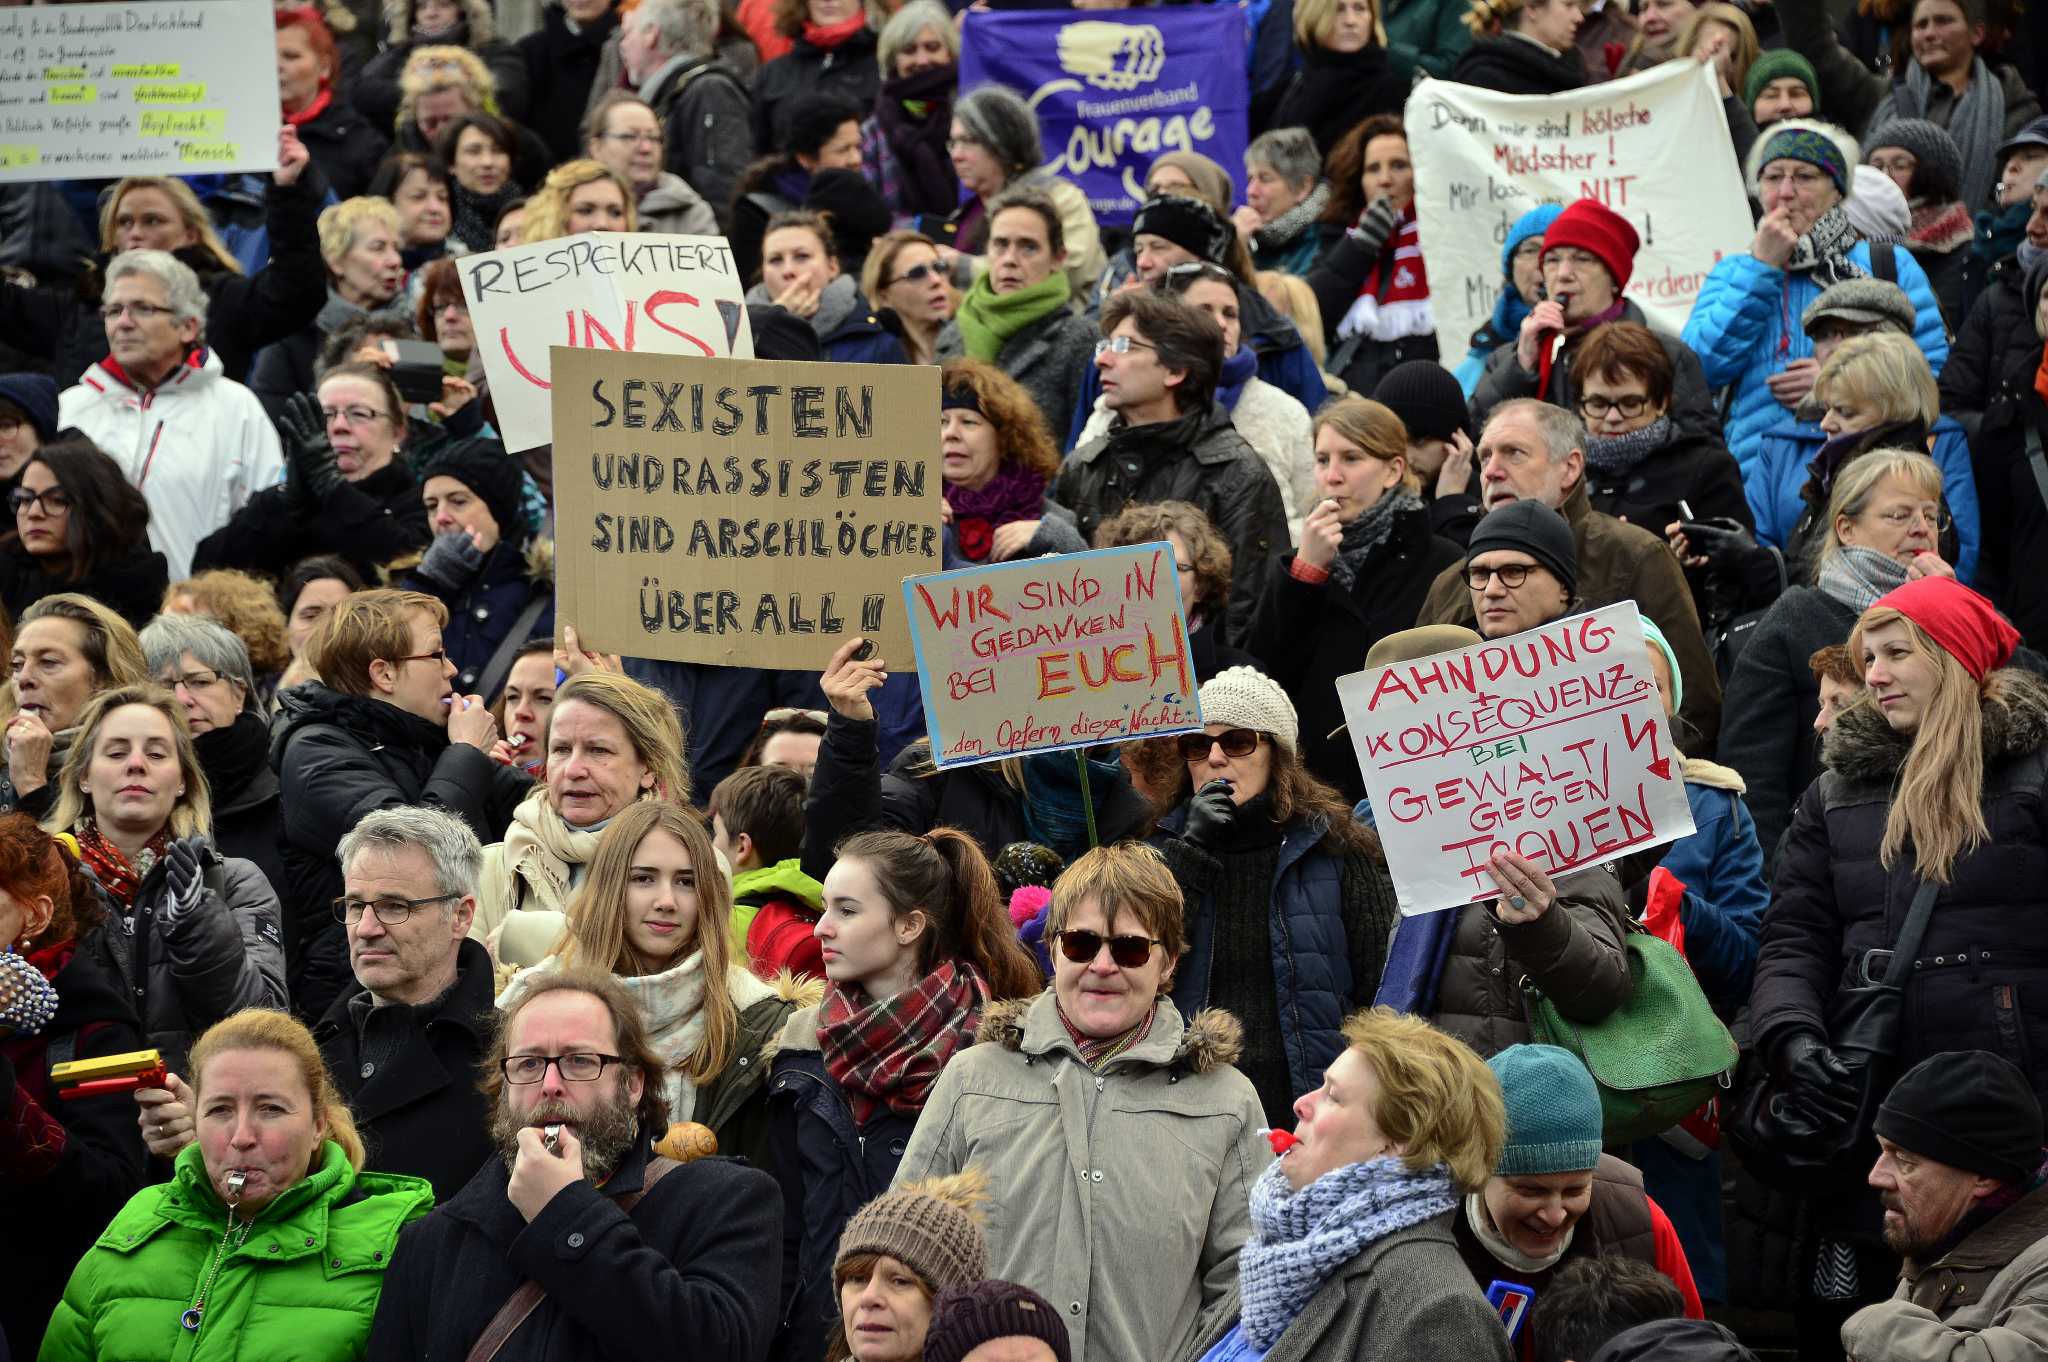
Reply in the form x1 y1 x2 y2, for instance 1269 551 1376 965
59 349 284 577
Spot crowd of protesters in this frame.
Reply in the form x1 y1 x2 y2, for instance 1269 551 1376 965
2 0 2048 1358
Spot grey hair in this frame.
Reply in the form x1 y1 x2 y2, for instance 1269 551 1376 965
628 0 716 57
1246 127 1321 191
1488 397 1587 463
139 614 258 714
338 805 484 901
105 249 207 339
877 0 956 73
954 85 1041 179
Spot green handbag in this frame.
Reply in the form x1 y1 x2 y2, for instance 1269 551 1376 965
1523 921 1739 1144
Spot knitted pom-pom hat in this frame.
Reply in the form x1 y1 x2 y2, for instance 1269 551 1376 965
835 1168 991 1296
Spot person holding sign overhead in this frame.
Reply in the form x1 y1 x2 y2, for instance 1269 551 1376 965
1137 666 1401 1128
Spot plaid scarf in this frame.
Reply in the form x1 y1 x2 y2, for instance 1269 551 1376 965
74 819 167 912
1055 997 1155 1070
819 960 989 1125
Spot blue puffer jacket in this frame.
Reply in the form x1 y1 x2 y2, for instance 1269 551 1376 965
1681 246 1948 469
1657 759 1769 1009
1158 806 1356 1102
1744 413 1981 583
820 307 910 365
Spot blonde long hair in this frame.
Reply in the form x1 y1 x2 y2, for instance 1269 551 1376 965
520 160 640 244
189 1007 367 1171
558 801 740 1083
1847 606 1992 883
44 684 213 841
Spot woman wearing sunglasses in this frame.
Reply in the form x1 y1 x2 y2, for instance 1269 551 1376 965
766 827 1039 1362
0 438 168 632
1132 666 1401 1129
862 230 955 367
898 841 1269 1362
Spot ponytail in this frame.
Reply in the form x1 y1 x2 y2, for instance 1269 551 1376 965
832 828 1044 1000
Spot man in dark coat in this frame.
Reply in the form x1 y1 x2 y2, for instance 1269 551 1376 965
365 967 784 1362
272 587 530 1022
625 0 754 230
1053 290 1290 643
314 806 499 1204
517 0 621 164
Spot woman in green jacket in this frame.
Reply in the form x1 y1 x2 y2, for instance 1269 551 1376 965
40 1007 433 1362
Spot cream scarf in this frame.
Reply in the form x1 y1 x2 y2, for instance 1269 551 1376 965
1464 1190 1573 1273
501 791 605 914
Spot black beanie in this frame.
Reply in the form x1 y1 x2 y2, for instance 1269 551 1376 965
1131 194 1234 265
923 1281 1072 1362
749 304 824 362
1374 360 1474 442
804 168 891 278
416 438 529 551
1875 1051 2044 1183
1467 500 1578 597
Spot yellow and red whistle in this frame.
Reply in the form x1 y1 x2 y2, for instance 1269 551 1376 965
51 1049 167 1100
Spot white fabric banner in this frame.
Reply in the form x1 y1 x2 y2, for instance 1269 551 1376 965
1406 61 1752 366
457 232 752 453
1335 602 1695 917
0 1 281 182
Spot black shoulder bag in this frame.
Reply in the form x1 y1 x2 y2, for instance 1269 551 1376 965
1727 879 1939 1190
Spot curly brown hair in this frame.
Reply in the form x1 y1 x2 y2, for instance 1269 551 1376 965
1091 500 1232 618
1323 114 1407 227
164 571 292 677
0 812 103 949
939 359 1060 482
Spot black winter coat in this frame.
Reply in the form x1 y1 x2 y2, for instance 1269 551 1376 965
193 460 432 582
364 1135 784 1362
750 31 883 154
271 683 532 1021
1448 33 1586 93
1304 227 1441 397
1053 403 1291 643
0 174 328 387
1243 506 1462 803
647 57 754 232
312 937 499 1204
799 712 1155 883
0 542 169 632
518 6 620 164
1754 670 2048 1100
766 1018 920 1362
1270 44 1410 163
1583 427 1752 536
196 711 289 904
0 940 147 1361
1469 302 1725 449
294 95 391 202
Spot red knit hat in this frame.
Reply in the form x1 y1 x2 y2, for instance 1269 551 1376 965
1542 199 1641 292
1873 577 2021 683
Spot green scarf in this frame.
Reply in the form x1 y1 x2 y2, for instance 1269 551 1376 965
953 269 1071 361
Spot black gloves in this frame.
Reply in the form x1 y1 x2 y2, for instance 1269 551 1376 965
1182 778 1238 850
1682 516 1784 615
1776 1033 1861 1131
159 836 210 927
416 529 487 591
1351 196 1402 258
280 392 346 508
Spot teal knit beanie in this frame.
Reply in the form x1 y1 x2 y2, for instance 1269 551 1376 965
1487 1045 1603 1175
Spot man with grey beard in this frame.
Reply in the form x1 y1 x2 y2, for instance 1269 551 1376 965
366 966 784 1362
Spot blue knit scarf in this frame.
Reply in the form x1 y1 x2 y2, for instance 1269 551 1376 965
1217 345 1259 413
1239 1156 1458 1350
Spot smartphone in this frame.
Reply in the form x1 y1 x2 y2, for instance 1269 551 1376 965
383 339 445 405
1486 1281 1534 1341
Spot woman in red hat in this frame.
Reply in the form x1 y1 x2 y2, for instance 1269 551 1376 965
1749 574 2048 1353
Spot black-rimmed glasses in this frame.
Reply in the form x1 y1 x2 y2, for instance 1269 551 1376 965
500 1052 622 1084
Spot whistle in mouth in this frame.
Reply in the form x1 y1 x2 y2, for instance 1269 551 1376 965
1260 1128 1299 1155
543 1123 562 1155
52 1048 167 1100
227 1171 247 1197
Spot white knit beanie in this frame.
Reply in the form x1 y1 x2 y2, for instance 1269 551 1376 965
1197 667 1299 754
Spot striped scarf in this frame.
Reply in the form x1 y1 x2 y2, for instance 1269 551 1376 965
819 960 989 1125
1055 997 1154 1069
1337 211 1434 343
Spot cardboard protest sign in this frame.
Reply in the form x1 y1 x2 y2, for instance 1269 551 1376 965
1407 61 1752 368
550 347 941 670
958 6 1248 227
903 542 1204 768
1335 602 1695 916
0 0 281 182
459 233 751 453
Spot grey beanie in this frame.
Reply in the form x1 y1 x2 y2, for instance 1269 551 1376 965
1865 118 1965 202
1801 277 1917 337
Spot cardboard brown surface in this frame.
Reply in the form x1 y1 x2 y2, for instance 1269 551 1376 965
551 347 942 670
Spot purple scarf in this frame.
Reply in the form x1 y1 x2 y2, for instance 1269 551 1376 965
945 464 1046 562
877 65 958 218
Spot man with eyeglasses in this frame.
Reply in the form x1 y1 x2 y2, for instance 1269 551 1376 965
58 249 283 578
1470 198 1720 445
365 966 784 1362
1417 398 1722 749
1053 290 1289 643
614 0 752 230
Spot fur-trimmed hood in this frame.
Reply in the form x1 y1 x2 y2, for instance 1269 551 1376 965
972 993 1245 1074
756 973 827 1066
383 0 494 45
1823 667 2048 785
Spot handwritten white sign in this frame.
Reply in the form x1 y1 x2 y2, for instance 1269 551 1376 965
1336 602 1695 915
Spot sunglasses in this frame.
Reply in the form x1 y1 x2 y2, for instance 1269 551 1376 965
885 261 941 288
1055 929 1161 968
1175 728 1262 759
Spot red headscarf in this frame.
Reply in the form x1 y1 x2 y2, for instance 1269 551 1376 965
1873 577 2021 683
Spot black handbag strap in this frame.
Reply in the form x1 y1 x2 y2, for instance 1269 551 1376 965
1877 881 1942 986
475 593 552 703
